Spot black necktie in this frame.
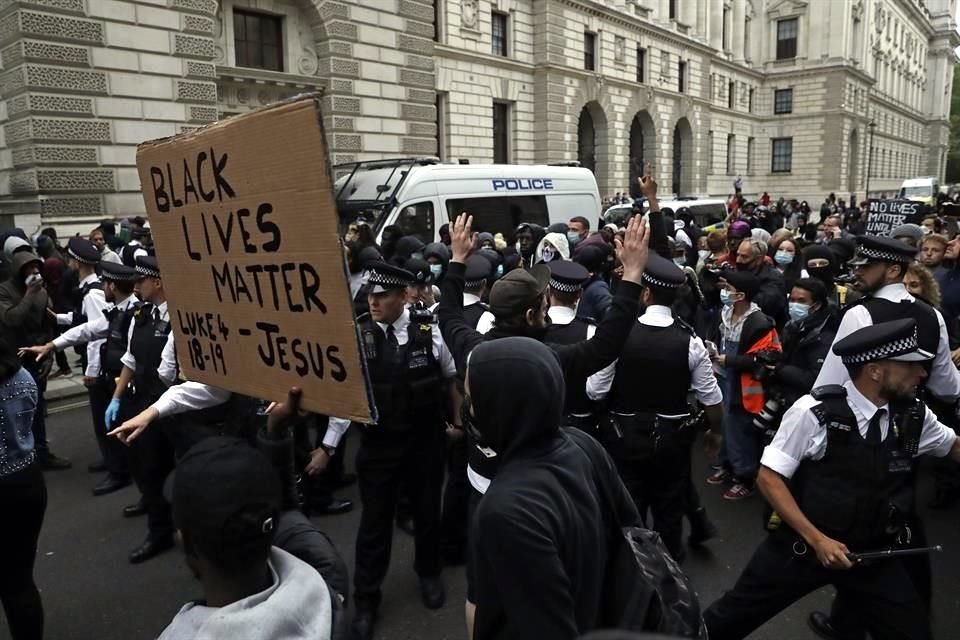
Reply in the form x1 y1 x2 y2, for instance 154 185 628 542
866 408 885 445
385 325 399 360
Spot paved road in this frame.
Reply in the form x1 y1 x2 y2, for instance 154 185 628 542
4 403 960 640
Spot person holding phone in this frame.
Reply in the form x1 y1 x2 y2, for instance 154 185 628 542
0 248 70 470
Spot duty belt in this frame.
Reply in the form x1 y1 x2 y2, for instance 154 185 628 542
599 411 689 461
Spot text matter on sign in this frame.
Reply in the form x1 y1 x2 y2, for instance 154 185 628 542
136 95 375 423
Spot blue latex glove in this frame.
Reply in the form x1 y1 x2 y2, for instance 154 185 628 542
104 398 121 431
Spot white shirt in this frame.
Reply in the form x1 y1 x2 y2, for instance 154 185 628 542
547 305 597 339
471 293 495 335
152 381 232 419
325 308 457 448
762 381 957 479
586 305 723 410
120 301 177 385
349 271 365 301
814 283 960 401
54 273 109 377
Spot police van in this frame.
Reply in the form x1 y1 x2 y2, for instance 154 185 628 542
602 198 727 228
334 158 601 242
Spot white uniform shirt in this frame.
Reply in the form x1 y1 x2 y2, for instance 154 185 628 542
324 308 457 448
120 301 177 385
761 381 957 479
470 292 495 335
54 273 109 377
586 305 723 410
152 381 232 419
814 283 960 400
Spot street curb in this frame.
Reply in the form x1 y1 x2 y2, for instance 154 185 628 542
46 380 90 404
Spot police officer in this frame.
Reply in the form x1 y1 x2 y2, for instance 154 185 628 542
815 235 960 399
809 235 960 640
462 255 494 331
24 261 139 496
105 255 178 563
587 253 723 560
325 263 458 640
705 318 960 640
544 260 598 432
56 237 108 377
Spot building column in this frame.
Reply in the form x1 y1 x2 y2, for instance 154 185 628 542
732 0 745 62
709 0 723 50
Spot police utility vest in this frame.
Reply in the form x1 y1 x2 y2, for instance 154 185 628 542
858 297 939 362
358 313 443 432
545 315 595 415
609 320 692 415
129 303 172 401
792 385 918 551
463 301 489 331
99 301 140 379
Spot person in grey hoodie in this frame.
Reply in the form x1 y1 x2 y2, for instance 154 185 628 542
158 435 333 640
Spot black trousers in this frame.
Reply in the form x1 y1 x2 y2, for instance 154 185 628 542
827 518 933 637
123 389 203 541
440 436 470 557
704 532 931 640
89 379 129 478
615 438 690 560
353 428 445 610
0 463 47 640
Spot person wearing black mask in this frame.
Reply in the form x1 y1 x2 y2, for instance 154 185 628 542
575 244 615 321
734 238 787 326
464 337 639 639
802 244 854 308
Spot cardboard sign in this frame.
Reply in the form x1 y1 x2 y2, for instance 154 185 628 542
136 95 375 422
866 199 927 236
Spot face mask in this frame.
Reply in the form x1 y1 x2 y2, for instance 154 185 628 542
429 264 443 278
24 273 42 287
495 265 504 278
698 249 711 262
774 251 794 267
541 247 556 263
807 266 833 281
788 301 811 322
673 257 686 267
567 231 581 247
719 289 735 306
461 395 496 458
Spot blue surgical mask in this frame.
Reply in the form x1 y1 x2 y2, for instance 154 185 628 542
673 257 686 267
567 231 581 247
719 289 734 306
429 264 443 278
774 251 794 267
788 301 811 322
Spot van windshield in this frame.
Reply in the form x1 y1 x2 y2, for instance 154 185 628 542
901 186 933 198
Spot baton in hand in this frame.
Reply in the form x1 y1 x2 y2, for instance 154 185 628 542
847 545 943 562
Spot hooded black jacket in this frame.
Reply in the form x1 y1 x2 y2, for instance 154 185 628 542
467 338 638 640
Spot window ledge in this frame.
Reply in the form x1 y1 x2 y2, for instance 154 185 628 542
217 65 325 87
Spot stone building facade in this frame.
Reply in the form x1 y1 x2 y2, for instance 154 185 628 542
0 0 956 235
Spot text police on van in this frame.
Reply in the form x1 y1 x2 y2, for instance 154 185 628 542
492 178 555 191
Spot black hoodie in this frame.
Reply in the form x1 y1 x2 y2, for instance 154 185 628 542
468 338 638 640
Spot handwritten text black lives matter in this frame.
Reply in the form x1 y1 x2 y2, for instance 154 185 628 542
147 149 346 382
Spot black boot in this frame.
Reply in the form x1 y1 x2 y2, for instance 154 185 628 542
350 607 376 640
687 507 718 546
128 535 174 564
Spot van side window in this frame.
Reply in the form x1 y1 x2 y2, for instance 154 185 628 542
446 195 549 237
396 201 434 242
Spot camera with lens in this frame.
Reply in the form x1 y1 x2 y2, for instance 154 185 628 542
752 349 781 382
752 350 785 434
834 273 857 285
410 301 437 325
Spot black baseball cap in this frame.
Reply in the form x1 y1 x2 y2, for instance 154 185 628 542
168 437 280 553
489 264 550 316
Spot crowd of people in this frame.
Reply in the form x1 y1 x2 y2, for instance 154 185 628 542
2 171 960 640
